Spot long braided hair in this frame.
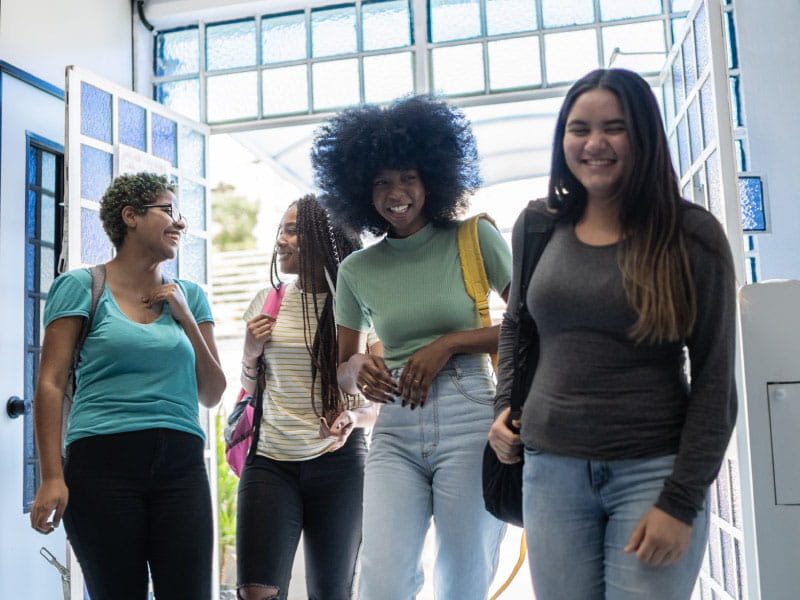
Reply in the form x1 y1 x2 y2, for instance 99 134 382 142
269 195 362 421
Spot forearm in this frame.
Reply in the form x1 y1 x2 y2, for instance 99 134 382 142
436 324 501 356
350 404 378 429
493 311 519 416
33 382 66 482
338 354 367 396
182 320 226 408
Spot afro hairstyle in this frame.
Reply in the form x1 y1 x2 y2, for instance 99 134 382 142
311 95 481 235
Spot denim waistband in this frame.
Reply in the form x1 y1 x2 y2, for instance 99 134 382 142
389 354 492 379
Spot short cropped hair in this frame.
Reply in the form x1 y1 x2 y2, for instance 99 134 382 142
99 172 175 248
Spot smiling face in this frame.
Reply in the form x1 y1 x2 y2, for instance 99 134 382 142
275 204 300 275
371 168 428 238
563 88 631 205
140 191 184 259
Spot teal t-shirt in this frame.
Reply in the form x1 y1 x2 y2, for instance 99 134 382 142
336 219 512 369
44 268 214 445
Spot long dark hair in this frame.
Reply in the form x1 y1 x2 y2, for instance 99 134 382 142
269 195 362 420
549 69 696 344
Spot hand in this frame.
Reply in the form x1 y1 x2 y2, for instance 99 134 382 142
243 314 275 362
320 410 356 451
355 354 399 404
624 506 693 566
143 282 193 324
398 338 452 409
30 478 68 535
488 407 522 464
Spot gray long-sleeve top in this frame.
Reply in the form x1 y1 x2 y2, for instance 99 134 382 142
495 202 737 525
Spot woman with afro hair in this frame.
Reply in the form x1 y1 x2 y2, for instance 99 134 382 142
312 95 511 599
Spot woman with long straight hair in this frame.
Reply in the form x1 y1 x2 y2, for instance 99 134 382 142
236 195 378 600
489 69 737 599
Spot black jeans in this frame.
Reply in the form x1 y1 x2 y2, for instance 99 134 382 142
63 428 213 600
236 430 367 600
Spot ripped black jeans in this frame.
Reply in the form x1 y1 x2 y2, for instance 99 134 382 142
236 430 367 600
63 428 213 600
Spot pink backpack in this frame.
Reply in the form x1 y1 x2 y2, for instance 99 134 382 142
224 284 286 476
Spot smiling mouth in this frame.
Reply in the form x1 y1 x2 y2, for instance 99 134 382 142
165 232 181 243
583 159 616 167
388 204 411 214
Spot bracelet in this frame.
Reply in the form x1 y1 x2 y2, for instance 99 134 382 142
241 371 257 381
241 361 258 372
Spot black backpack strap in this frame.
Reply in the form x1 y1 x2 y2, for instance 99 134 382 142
71 264 106 371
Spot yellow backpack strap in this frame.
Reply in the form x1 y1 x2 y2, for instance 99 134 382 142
457 213 498 371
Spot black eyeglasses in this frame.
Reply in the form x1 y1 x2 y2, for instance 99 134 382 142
142 203 188 230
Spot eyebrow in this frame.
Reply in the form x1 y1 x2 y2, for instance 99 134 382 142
566 118 627 127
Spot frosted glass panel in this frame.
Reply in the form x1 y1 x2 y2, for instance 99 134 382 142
40 193 56 244
739 176 766 232
80 145 113 201
262 12 307 63
687 97 702 162
155 78 200 122
180 234 207 284
488 37 541 90
163 257 178 279
676 115 690 176
671 17 688 43
486 0 537 35
118 99 146 151
312 59 360 110
207 72 258 122
600 0 661 22
602 21 665 72
180 178 207 231
156 27 199 77
41 152 57 193
263 65 309 115
705 149 723 219
40 248 55 294
312 6 357 57
178 126 205 179
700 79 716 147
671 0 693 11
545 30 598 83
430 0 481 42
81 208 113 264
81 83 112 144
152 114 178 166
682 32 697 92
431 44 484 95
206 20 256 70
363 0 412 50
694 4 710 76
364 52 414 103
541 0 594 28
671 48 685 104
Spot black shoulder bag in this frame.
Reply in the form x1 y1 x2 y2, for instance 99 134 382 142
482 200 555 526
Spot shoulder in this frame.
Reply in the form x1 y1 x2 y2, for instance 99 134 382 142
680 203 729 250
339 244 381 272
173 278 206 298
50 268 92 297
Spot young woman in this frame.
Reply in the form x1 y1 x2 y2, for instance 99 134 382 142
236 195 378 600
312 95 512 600
29 172 226 600
489 69 738 599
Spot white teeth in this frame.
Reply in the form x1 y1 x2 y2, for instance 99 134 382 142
585 159 614 166
389 205 410 214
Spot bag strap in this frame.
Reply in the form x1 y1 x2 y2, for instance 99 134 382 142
71 264 106 372
457 213 499 371
261 283 287 318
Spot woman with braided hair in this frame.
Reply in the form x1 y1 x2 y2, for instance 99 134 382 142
312 95 511 600
236 195 379 600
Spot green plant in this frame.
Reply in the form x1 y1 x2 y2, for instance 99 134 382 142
216 411 238 580
212 182 258 252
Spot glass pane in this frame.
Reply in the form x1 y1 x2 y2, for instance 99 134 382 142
688 97 702 162
671 16 688 43
364 52 414 103
206 19 256 71
155 78 200 122
716 462 733 523
488 37 542 90
80 145 113 202
163 257 178 279
179 178 207 231
312 59 360 110
178 126 205 179
671 0 693 11
734 139 746 172
662 70 675 129
544 29 598 84
431 43 484 95
602 21 665 72
671 47 685 105
541 0 594 28
363 0 412 50
81 83 112 144
262 12 307 64
263 65 309 115
118 99 146 151
729 75 742 127
156 27 199 76
709 524 723 585
700 78 716 148
487 0 537 35
694 4 709 75
39 247 55 294
40 193 56 244
429 0 481 42
705 149 723 219
207 72 258 122
676 115 690 176
180 234 207 284
600 0 661 21
682 31 697 92
312 5 357 57
81 207 113 264
724 12 738 70
41 151 57 193
739 176 766 232
152 114 178 166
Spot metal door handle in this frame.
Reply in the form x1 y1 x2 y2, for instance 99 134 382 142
6 396 30 418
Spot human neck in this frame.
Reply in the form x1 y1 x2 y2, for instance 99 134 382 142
575 196 623 245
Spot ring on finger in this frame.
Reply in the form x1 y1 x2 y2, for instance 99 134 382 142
361 382 369 393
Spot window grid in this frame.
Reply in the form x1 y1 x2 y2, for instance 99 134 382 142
153 0 692 124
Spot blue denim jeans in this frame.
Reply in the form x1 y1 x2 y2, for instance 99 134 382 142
359 356 505 600
522 450 709 600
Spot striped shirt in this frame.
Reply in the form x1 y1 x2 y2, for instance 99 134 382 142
243 281 369 461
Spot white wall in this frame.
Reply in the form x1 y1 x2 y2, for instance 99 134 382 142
0 0 133 90
734 0 800 280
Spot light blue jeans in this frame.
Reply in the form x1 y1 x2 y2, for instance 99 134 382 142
359 356 505 600
522 450 709 600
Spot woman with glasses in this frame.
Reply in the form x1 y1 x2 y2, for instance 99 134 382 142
29 172 226 600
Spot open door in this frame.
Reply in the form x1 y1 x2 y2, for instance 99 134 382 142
63 65 217 599
660 2 753 599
